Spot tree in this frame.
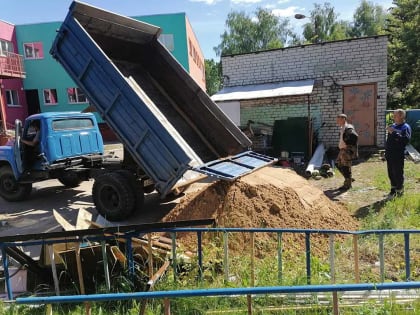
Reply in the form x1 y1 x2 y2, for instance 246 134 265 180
302 2 350 43
205 59 222 96
214 8 296 56
387 0 420 108
350 0 388 37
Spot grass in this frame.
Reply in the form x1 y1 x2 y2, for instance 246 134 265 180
2 161 419 314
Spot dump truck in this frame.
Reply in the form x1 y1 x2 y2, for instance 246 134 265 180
0 112 106 199
0 1 276 221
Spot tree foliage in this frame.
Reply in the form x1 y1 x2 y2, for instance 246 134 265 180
302 2 349 43
205 59 222 96
350 0 388 37
387 0 420 108
214 8 296 56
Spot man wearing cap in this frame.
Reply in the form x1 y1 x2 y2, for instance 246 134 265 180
336 113 359 190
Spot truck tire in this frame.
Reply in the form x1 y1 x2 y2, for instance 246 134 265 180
92 172 136 221
0 166 32 202
114 170 144 214
58 171 83 188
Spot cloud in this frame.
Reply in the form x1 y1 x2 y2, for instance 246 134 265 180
271 6 302 17
277 0 291 4
189 0 222 4
231 0 263 4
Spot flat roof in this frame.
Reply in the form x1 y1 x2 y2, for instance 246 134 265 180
211 79 314 102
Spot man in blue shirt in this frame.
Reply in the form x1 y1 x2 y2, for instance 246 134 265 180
385 109 412 197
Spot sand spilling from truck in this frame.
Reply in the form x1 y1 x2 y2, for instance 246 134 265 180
162 165 358 256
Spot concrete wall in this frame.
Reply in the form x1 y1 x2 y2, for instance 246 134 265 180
220 36 388 148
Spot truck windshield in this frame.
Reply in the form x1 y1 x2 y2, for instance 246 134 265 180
52 118 94 130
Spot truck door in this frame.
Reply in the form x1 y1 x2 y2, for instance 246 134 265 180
14 120 24 174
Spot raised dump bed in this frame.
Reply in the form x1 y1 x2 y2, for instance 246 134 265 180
50 1 276 220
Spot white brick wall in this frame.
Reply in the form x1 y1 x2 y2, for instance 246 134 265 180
221 36 388 148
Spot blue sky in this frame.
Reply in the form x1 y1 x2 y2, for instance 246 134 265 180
2 0 393 60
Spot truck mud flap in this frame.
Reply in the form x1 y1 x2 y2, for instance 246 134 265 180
193 151 277 181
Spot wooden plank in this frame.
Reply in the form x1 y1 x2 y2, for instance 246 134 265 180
406 144 420 163
53 210 75 231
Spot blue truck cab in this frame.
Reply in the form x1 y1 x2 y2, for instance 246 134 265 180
0 112 104 201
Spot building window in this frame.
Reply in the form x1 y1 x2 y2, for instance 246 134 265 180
67 87 87 103
43 89 58 105
0 40 14 56
23 42 44 59
5 90 20 106
159 34 174 51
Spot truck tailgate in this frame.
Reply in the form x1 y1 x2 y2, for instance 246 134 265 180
194 151 277 180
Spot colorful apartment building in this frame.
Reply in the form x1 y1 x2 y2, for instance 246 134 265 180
0 12 205 139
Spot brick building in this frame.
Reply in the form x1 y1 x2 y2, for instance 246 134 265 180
212 36 388 157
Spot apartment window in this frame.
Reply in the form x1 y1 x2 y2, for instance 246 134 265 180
43 89 58 105
158 34 174 51
0 40 14 56
23 42 44 59
5 90 20 106
67 87 87 103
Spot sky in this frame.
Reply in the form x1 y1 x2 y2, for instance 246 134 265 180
1 0 393 60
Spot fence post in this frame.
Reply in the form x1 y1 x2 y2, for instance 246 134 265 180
353 235 360 283
247 232 255 315
329 234 339 315
171 232 177 281
305 232 311 284
223 231 229 282
277 232 283 284
197 231 203 281
404 233 411 281
164 298 171 315
379 234 385 283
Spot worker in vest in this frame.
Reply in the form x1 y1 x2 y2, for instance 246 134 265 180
336 113 358 190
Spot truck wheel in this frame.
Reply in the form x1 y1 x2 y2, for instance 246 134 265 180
92 172 136 221
0 166 32 202
114 170 144 214
58 171 83 188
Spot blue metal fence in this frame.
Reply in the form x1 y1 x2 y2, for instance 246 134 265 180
0 226 418 312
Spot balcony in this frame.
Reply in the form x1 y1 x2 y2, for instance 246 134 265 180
0 51 26 79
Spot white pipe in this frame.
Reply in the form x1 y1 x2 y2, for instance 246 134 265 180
305 143 325 176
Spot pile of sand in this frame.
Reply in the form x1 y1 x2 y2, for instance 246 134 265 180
163 166 359 255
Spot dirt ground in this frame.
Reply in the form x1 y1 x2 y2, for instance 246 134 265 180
162 164 360 255
161 154 419 255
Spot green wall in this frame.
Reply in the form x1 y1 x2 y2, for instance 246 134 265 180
134 13 188 71
15 22 86 114
15 13 189 121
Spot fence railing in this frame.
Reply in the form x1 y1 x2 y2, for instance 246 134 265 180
0 224 418 314
0 52 26 79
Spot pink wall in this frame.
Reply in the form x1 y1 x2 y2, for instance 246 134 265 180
0 20 27 129
185 17 206 91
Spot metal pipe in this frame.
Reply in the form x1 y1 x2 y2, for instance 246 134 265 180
171 232 177 281
305 232 311 284
277 232 283 284
197 231 203 281
17 282 420 304
224 231 229 282
379 234 385 283
404 233 410 281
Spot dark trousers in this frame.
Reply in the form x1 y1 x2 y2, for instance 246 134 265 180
386 153 405 190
